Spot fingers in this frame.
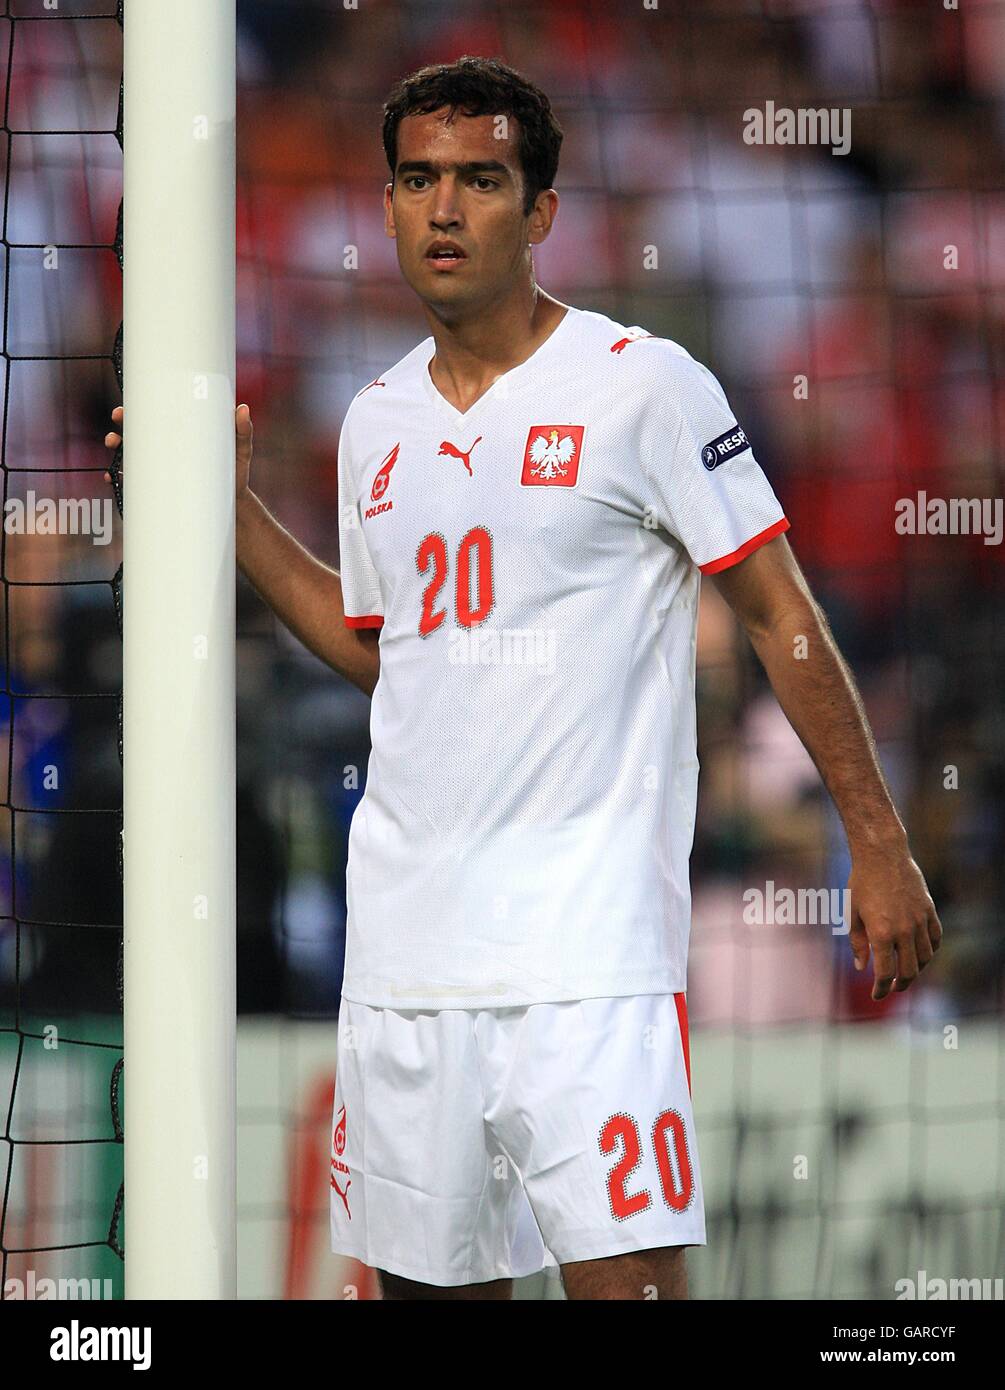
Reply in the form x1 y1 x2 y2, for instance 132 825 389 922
848 912 870 973
892 931 920 993
105 408 122 447
106 404 249 439
910 909 942 985
869 917 938 1000
103 404 252 483
850 858 943 1003
104 407 122 483
914 914 937 972
870 936 898 1001
927 908 943 955
236 404 254 481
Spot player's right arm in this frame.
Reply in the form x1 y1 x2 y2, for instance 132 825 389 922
103 404 380 697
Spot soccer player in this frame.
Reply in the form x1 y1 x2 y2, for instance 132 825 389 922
106 56 941 1301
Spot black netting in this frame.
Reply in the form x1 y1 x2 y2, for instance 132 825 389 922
0 1 123 1302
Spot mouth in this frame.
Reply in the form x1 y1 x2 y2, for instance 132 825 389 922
425 241 468 270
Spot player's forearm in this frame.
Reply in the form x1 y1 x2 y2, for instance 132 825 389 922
745 596 907 855
236 490 380 696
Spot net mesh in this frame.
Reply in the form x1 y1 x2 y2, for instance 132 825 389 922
0 0 124 1301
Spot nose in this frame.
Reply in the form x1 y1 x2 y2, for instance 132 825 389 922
430 174 463 230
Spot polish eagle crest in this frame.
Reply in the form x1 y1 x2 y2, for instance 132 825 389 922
528 429 577 481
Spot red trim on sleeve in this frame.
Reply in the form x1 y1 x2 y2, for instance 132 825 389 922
698 516 790 575
344 614 384 630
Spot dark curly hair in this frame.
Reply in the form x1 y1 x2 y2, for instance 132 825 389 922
382 56 563 216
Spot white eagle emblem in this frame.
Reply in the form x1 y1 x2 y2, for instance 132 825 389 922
528 429 577 481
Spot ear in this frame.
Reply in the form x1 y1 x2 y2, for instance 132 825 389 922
527 188 559 248
384 182 396 239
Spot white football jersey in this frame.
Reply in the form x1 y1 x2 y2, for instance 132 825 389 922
336 305 789 1008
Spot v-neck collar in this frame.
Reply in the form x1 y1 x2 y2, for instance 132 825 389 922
420 304 577 423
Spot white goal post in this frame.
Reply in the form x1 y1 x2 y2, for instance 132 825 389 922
122 0 237 1299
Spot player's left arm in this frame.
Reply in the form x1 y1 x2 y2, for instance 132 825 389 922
711 532 942 1000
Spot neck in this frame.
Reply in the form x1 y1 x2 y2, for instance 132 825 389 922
424 282 568 412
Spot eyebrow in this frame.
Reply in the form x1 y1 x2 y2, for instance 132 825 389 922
395 160 512 179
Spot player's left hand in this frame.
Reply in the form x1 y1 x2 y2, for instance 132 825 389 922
846 848 942 1001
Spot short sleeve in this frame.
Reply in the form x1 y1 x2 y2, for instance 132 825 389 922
639 348 789 574
337 425 384 630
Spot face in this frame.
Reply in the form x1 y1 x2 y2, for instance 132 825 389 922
384 108 557 320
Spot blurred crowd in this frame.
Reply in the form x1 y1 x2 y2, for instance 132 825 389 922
0 0 1002 1027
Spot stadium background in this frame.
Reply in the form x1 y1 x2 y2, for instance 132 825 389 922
1 0 1003 1300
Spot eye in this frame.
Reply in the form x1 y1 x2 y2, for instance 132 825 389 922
404 175 431 190
472 177 499 191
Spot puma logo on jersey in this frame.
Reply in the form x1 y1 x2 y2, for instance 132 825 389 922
359 376 386 395
330 1171 352 1218
521 426 584 487
611 333 656 354
439 436 482 476
370 443 400 501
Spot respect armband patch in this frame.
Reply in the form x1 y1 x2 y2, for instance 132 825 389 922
701 425 751 471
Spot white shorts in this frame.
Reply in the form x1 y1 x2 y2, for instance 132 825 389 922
329 992 706 1287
